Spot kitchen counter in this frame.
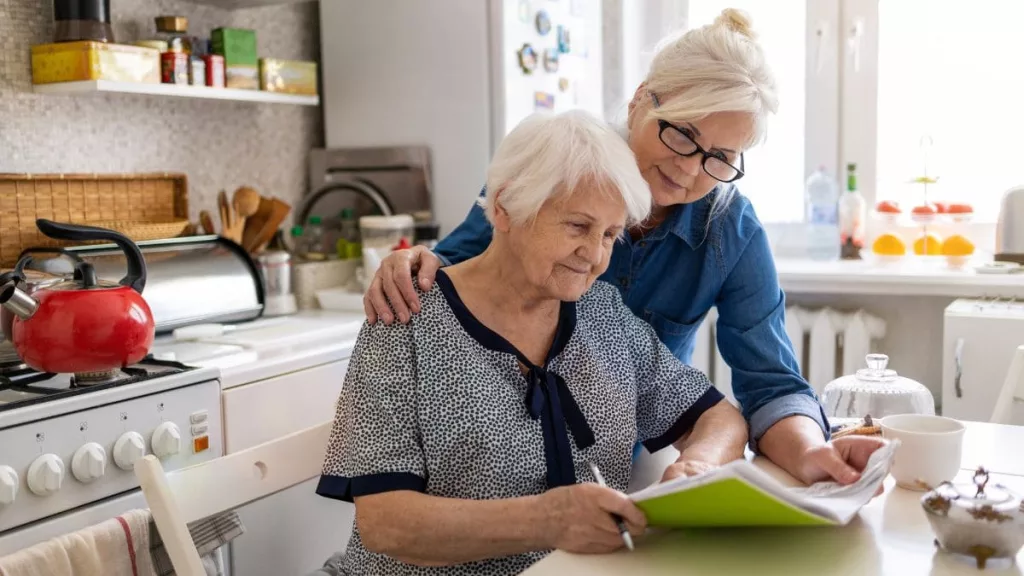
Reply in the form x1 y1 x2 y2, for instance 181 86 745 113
776 258 1024 298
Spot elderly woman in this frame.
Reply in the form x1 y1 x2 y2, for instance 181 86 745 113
362 9 885 487
315 110 747 574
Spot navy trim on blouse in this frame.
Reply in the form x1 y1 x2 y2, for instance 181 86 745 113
641 386 725 453
434 269 595 489
315 472 427 503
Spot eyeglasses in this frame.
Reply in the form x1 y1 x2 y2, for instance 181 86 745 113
657 120 745 183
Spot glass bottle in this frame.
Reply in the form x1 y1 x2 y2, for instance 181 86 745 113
839 162 867 260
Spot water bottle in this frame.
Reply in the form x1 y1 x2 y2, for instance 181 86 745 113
805 167 840 260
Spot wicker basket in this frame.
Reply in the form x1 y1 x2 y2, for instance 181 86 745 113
0 173 190 266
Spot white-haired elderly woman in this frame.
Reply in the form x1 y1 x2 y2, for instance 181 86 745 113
315 110 747 574
362 9 886 487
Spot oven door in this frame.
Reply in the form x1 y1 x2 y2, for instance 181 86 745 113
0 490 145 557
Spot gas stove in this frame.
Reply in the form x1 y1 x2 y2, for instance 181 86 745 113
0 357 222 548
0 358 193 413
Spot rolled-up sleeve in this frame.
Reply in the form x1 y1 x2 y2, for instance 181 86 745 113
315 320 426 502
434 187 493 267
612 286 724 453
714 223 830 450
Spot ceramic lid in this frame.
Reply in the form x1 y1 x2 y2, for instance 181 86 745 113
929 468 1022 513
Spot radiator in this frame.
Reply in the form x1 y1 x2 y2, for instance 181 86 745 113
690 307 887 402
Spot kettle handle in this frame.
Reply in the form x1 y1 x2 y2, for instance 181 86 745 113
34 219 147 293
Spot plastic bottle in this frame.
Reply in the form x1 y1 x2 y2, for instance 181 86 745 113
305 216 326 258
805 166 840 260
335 208 362 260
290 225 305 259
839 162 867 260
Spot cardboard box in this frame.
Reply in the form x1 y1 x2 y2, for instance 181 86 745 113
259 58 318 95
211 28 257 67
31 41 160 84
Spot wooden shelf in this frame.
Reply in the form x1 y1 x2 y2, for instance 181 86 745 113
33 80 320 106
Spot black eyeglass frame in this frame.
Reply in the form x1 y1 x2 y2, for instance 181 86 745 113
656 119 746 184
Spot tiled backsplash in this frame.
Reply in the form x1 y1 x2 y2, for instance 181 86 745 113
0 0 323 222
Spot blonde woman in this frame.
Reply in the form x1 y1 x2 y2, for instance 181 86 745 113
362 9 885 487
317 110 747 574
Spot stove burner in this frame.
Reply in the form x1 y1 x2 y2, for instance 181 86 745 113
0 361 28 375
73 369 126 387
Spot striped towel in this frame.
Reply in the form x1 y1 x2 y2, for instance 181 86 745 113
148 512 244 576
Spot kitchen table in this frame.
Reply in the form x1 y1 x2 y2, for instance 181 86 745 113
524 421 1024 576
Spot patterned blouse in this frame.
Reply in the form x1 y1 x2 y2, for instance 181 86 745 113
316 270 724 575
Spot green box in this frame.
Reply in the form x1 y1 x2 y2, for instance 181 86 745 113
211 28 258 67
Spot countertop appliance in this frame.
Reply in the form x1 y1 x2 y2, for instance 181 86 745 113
0 359 223 555
942 298 1024 422
319 0 604 235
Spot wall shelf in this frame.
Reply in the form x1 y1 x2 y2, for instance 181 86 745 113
32 80 320 106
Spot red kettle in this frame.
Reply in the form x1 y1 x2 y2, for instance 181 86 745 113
0 219 155 375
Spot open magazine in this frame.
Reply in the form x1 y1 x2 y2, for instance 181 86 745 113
630 439 899 527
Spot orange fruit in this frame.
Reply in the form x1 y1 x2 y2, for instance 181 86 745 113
941 234 975 256
872 233 906 256
913 232 943 255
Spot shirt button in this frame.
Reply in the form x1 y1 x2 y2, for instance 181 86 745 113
638 241 647 247
619 277 629 287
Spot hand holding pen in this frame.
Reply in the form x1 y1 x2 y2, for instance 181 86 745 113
588 462 636 551
538 464 646 554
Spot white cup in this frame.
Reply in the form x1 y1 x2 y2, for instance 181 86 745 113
880 414 965 491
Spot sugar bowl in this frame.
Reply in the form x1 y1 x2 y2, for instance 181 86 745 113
921 467 1024 569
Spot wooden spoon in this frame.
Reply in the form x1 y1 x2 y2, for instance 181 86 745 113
199 210 216 235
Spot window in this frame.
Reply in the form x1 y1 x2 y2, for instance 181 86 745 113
875 0 1024 221
686 1 810 223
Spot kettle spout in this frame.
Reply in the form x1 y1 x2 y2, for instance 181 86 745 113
0 281 38 320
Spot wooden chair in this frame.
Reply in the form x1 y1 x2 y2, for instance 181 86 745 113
990 345 1024 425
135 422 332 576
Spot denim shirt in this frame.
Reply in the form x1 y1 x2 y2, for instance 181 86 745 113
434 186 830 448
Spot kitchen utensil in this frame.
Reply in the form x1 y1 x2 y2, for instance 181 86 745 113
995 185 1024 264
233 186 262 220
0 219 155 375
218 189 244 245
880 414 964 490
27 235 264 333
921 466 1024 569
242 196 273 250
820 353 936 419
199 210 216 235
257 250 297 316
245 199 291 253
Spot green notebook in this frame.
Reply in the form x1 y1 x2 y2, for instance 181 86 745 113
630 440 898 528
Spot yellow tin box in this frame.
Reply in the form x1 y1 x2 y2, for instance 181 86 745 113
31 41 161 85
259 58 318 95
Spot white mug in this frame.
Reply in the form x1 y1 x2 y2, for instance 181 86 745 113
880 414 965 491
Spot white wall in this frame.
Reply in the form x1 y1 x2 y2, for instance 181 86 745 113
319 0 493 236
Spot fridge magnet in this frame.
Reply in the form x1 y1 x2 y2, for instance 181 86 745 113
543 48 560 73
517 43 538 74
517 0 531 23
534 91 555 110
535 10 552 36
557 25 571 53
558 77 570 92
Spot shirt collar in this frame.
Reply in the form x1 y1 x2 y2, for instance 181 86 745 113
661 187 717 249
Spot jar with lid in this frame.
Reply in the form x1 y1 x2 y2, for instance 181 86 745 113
359 215 414 282
820 353 935 419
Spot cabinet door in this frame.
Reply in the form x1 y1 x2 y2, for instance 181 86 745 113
221 359 351 575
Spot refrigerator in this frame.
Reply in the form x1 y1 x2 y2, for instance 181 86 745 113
319 0 605 236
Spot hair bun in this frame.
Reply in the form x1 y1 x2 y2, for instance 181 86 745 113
714 8 756 40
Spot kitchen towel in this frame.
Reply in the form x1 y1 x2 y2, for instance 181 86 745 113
148 511 244 576
0 509 155 576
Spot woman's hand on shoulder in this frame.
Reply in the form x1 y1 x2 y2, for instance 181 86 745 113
538 483 646 554
363 246 442 325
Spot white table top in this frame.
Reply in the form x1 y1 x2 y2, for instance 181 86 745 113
524 421 1024 576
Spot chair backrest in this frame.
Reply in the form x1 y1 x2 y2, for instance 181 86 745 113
135 422 332 576
990 345 1024 425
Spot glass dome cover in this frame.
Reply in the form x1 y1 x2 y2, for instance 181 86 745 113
821 353 935 419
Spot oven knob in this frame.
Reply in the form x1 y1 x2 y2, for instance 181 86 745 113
72 442 107 483
151 422 182 459
27 454 64 496
0 466 18 505
113 431 147 470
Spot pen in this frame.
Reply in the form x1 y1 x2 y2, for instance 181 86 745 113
587 461 634 552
